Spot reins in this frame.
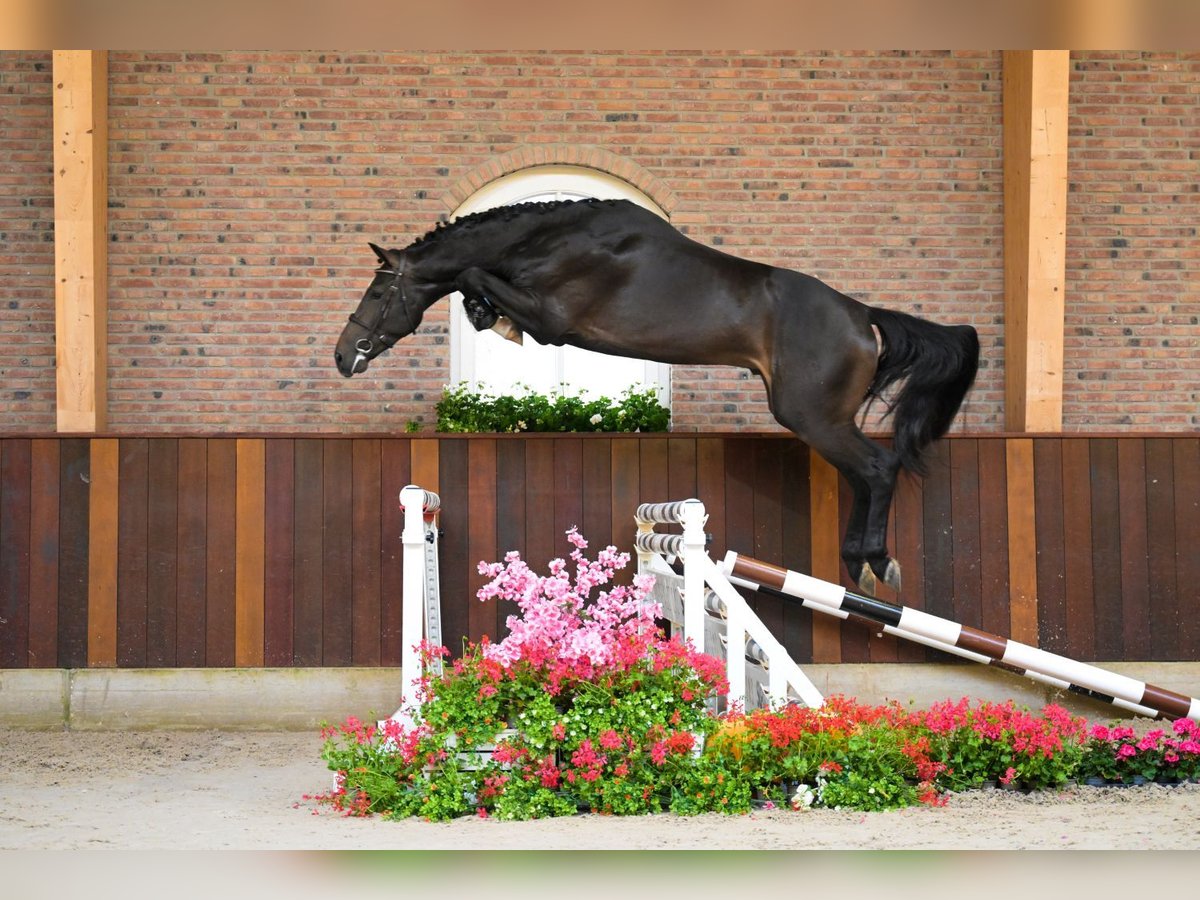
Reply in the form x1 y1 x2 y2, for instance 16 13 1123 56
347 252 411 372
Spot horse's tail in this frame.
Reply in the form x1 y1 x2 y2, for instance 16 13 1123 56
865 306 980 476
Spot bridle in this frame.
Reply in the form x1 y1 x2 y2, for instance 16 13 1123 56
346 252 413 372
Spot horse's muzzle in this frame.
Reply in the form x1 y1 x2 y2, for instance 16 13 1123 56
334 349 361 377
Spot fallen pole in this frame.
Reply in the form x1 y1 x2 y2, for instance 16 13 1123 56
723 551 1200 722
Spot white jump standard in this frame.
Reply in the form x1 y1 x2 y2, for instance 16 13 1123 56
393 484 443 723
634 499 824 712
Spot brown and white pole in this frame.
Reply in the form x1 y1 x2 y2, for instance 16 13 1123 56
724 551 1200 722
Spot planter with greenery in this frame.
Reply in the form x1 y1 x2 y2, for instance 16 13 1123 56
433 383 670 433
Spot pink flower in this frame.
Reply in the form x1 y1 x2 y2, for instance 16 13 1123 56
650 742 668 766
1117 744 1137 759
999 767 1017 786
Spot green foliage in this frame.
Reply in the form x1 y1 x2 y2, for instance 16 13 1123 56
434 383 670 433
309 546 1200 822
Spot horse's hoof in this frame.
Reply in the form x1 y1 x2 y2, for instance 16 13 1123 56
870 557 902 594
854 564 877 597
464 295 499 331
493 316 524 345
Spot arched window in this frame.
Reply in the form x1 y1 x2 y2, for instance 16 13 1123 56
448 166 671 403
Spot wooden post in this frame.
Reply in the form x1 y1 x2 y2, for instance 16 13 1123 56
1003 50 1069 432
808 449 842 663
53 51 108 432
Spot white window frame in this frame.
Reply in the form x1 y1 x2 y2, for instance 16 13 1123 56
447 165 671 403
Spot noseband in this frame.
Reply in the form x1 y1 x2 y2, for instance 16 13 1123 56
347 253 413 371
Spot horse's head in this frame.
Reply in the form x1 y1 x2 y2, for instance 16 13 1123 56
334 243 426 377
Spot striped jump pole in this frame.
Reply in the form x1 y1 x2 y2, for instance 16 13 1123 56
724 551 1200 723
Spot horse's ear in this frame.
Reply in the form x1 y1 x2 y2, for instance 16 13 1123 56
368 242 393 266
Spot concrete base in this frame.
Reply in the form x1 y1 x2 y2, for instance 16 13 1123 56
3 663 1199 730
1 667 405 731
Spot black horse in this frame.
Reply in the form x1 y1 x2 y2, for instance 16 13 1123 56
335 198 979 595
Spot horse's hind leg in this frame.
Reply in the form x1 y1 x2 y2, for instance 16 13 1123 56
771 393 902 594
813 426 902 595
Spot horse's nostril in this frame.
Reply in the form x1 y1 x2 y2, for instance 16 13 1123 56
335 351 344 364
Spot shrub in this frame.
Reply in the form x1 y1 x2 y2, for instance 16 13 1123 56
434 382 670 433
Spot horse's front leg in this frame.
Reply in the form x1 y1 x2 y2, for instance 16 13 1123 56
455 267 542 346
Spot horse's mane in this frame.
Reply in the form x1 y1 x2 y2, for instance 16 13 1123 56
410 197 610 248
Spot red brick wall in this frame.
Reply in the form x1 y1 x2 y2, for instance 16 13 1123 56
0 52 55 432
1066 51 1200 429
98 50 1006 434
1 51 1195 435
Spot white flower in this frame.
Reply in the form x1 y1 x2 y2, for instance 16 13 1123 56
516 420 527 431
589 413 603 425
790 785 816 810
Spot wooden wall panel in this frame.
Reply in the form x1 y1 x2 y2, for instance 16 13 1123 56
921 441 955 624
610 439 640 563
976 439 1010 639
1 440 32 668
893 466 929 662
752 441 786 656
4 434 1200 672
580 438 612 551
1005 438 1038 645
1173 439 1200 659
1117 439 1150 660
205 440 237 667
1033 439 1067 653
291 439 323 666
378 439 410 667
263 440 294 666
1144 440 1178 661
349 439 381 667
696 438 726 559
1061 439 1095 659
116 438 148 667
146 439 178 666
57 439 90 668
1089 439 1123 659
808 450 842 664
176 440 208 666
28 440 60 668
235 439 266 667
837 468 870 664
553 438 584 549
779 440 814 665
320 440 353 667
468 439 499 644
950 440 982 630
437 439 470 651
87 438 118 666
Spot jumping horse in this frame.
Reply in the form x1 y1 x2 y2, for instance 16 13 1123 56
335 198 979 596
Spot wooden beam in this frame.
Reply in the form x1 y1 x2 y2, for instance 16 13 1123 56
1005 437 1039 645
808 449 842 663
53 51 108 433
1003 50 1069 433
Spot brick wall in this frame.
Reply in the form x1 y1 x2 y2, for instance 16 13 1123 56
0 52 55 432
99 50 1007 434
1066 51 1200 429
1 51 1195 434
